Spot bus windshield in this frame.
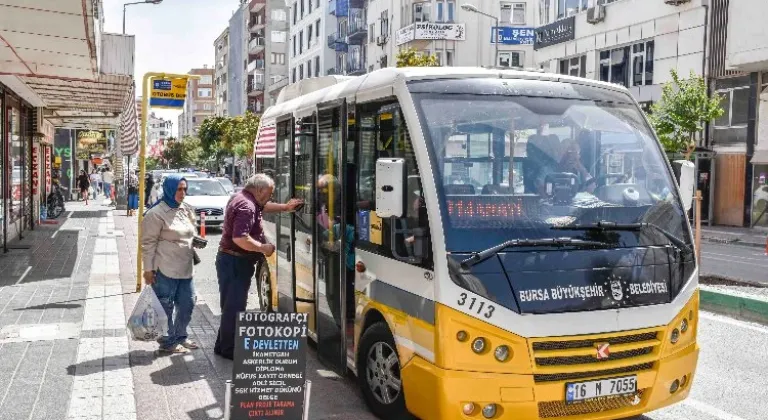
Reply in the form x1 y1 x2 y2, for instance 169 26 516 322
412 85 690 253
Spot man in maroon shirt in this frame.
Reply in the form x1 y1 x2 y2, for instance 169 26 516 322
214 173 302 359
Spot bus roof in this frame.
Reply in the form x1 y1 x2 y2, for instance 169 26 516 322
262 67 631 123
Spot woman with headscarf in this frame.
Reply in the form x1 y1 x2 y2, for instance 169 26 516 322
127 170 139 216
141 174 204 354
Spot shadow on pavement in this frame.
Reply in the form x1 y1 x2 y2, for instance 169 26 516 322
14 302 82 310
65 350 156 376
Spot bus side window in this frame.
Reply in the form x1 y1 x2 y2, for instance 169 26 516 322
356 101 432 270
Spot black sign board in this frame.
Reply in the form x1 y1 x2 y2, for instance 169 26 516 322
232 312 309 420
534 16 576 50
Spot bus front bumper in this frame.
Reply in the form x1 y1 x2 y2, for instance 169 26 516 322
401 340 699 420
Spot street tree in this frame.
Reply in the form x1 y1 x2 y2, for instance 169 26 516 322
396 48 439 67
228 111 260 158
648 69 724 158
160 136 204 168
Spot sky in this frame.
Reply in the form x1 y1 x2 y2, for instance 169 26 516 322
102 0 240 136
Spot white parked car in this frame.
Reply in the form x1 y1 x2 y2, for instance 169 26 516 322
216 177 235 194
183 178 231 227
148 172 199 207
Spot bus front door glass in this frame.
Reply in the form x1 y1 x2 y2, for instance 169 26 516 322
275 120 295 312
293 118 316 332
314 107 346 372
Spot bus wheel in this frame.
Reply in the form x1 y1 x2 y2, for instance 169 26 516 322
256 263 273 313
358 322 407 418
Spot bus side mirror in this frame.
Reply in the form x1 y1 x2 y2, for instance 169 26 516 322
375 158 406 218
672 160 695 212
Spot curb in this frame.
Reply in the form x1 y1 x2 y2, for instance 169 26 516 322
702 236 766 249
700 285 768 326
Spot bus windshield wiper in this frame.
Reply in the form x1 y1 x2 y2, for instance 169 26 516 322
552 221 692 255
460 237 612 269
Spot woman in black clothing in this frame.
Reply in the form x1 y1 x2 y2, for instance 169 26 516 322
77 170 90 205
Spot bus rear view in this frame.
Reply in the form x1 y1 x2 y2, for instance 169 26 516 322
401 75 698 419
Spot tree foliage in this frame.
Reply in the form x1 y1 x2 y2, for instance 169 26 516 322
198 111 261 164
160 136 205 169
396 48 439 67
648 70 724 157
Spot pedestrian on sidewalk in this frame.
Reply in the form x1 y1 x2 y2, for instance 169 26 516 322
77 170 90 205
127 170 139 216
90 169 102 199
102 167 114 202
141 174 205 354
214 173 303 360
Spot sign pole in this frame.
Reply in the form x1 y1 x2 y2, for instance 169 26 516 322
302 380 312 420
136 72 200 292
695 189 702 265
224 380 232 420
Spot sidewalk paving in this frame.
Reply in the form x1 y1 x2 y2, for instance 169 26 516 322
0 200 374 420
701 225 768 247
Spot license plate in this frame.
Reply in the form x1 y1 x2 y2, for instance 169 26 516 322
565 375 637 404
199 215 223 221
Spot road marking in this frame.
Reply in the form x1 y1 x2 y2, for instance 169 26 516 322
683 398 750 420
702 254 766 268
14 266 32 285
50 230 58 239
702 251 766 262
700 312 768 335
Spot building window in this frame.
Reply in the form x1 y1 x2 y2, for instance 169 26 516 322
413 2 430 22
599 40 653 87
200 75 213 84
446 50 454 66
293 2 297 24
278 53 286 64
501 3 525 25
308 0 312 14
369 23 376 43
299 31 304 54
381 11 389 35
557 0 587 20
299 64 304 80
539 0 551 25
293 35 297 56
498 51 523 67
559 55 586 78
713 77 750 144
272 9 287 21
292 67 297 83
436 0 455 22
307 60 312 78
316 19 321 37
271 31 287 42
197 88 212 97
308 24 314 46
300 0 305 18
271 52 277 64
315 56 320 76
203 103 213 111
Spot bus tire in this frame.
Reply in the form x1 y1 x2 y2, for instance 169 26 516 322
357 321 408 419
256 262 273 313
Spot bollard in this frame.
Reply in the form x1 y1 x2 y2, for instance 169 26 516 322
694 190 702 264
302 380 312 420
200 211 206 238
224 380 232 420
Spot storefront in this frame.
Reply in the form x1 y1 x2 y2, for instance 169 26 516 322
0 82 35 249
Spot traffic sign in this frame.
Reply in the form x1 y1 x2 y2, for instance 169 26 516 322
149 78 188 109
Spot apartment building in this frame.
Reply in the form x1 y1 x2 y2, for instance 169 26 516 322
180 66 216 137
147 112 172 145
367 0 536 72
326 0 369 76
289 0 337 83
228 3 249 116
245 0 291 112
215 28 229 117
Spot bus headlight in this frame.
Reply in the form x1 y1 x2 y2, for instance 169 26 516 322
670 328 680 344
482 403 497 418
472 337 487 354
462 402 475 415
494 345 511 362
680 318 689 333
456 330 468 342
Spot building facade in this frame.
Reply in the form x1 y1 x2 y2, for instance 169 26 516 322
288 0 336 85
228 3 249 116
247 0 291 111
180 66 216 137
215 28 230 117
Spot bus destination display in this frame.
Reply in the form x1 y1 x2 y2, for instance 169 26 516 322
231 312 308 420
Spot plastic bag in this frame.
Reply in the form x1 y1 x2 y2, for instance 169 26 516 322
127 286 169 341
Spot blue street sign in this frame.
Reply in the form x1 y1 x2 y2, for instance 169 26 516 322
491 27 535 45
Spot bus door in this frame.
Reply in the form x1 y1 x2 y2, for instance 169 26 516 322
275 118 295 313
293 117 317 333
314 104 348 373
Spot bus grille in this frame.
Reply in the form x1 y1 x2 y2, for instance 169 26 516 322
532 332 658 351
538 390 644 418
536 347 653 366
533 362 654 382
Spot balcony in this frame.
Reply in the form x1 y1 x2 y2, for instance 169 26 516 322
248 81 265 96
327 67 343 76
247 59 265 73
327 33 348 52
249 37 265 54
347 9 367 44
250 15 265 33
346 57 365 76
249 0 266 12
328 0 348 17
247 102 263 113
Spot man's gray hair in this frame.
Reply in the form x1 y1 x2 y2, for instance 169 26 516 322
245 173 275 191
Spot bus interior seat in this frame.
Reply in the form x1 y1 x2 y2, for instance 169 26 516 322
443 184 475 195
481 184 512 195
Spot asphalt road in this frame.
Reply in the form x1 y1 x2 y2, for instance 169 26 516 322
198 231 767 419
701 242 768 285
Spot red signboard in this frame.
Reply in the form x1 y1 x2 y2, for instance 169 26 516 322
45 146 52 193
32 144 39 195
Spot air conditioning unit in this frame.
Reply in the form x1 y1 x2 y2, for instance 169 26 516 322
586 4 605 24
376 36 388 46
664 0 691 4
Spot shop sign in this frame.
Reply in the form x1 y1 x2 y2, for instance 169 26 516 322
149 78 188 109
45 146 52 193
534 16 575 50
491 27 535 45
232 312 308 420
396 23 466 46
76 130 107 160
32 144 39 195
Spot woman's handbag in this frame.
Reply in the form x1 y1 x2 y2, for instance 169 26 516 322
193 250 201 265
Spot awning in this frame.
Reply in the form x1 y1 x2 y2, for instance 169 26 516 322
118 82 139 156
254 123 276 158
751 150 768 164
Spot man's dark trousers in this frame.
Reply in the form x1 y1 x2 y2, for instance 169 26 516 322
214 251 257 359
